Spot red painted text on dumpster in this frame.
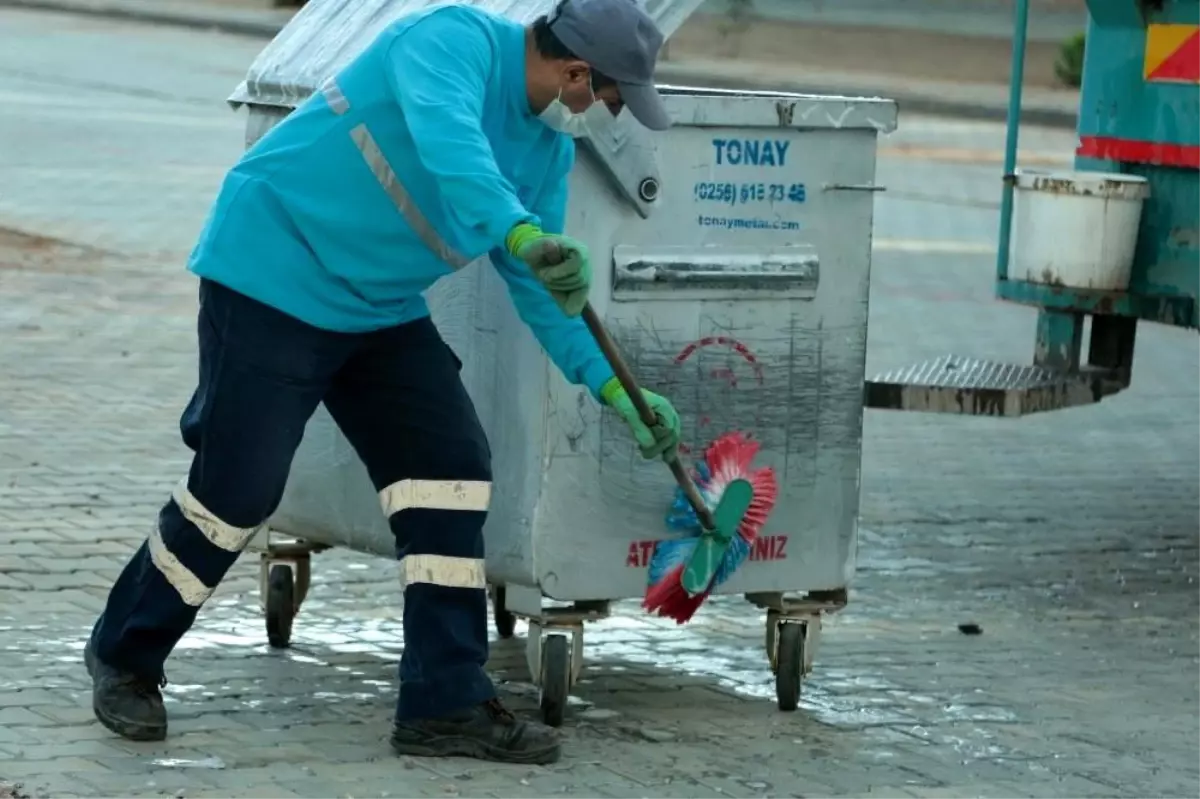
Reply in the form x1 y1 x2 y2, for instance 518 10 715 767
674 336 765 385
625 535 788 567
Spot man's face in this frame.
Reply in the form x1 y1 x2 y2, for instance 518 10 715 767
559 63 624 117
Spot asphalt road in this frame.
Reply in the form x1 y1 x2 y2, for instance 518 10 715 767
1 9 1197 799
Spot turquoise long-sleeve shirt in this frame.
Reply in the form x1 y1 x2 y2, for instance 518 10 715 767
188 5 615 397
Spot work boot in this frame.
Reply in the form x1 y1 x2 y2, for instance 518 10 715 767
390 698 561 765
84 640 167 741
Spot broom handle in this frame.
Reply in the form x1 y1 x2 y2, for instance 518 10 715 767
581 303 718 531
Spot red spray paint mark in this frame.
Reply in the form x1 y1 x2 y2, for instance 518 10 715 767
626 535 789 568
671 336 765 455
674 336 765 380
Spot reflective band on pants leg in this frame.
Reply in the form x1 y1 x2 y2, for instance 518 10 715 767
348 123 470 269
400 554 487 591
171 480 263 552
146 526 214 607
379 479 492 517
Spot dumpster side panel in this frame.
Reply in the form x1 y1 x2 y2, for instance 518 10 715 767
529 113 882 601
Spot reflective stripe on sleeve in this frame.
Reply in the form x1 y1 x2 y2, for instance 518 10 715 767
321 78 472 270
322 80 349 115
348 123 471 269
380 479 492 517
171 481 262 553
147 526 214 607
400 554 487 591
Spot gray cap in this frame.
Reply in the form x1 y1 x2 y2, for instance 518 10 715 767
548 0 672 131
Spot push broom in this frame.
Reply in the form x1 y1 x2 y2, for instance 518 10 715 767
581 305 779 624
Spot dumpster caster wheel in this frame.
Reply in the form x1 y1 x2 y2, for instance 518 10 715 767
775 622 805 712
539 634 571 727
493 586 516 639
265 564 295 649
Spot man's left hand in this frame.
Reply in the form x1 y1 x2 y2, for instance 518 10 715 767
506 223 591 317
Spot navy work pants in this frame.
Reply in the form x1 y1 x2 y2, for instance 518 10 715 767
91 279 496 720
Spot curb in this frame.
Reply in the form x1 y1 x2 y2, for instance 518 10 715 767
2 0 1079 130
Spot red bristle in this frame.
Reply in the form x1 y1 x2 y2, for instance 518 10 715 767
739 467 778 542
703 432 761 488
643 562 710 624
642 564 686 614
703 432 780 545
644 580 708 624
660 590 708 624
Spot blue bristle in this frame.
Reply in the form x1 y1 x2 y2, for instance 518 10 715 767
710 534 751 587
647 537 697 585
663 461 712 535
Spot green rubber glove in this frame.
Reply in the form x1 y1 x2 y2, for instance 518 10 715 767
505 222 591 317
601 377 682 461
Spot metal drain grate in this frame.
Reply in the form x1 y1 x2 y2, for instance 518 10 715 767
864 355 1105 417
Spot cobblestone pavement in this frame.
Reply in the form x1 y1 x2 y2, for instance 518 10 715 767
2 9 1198 799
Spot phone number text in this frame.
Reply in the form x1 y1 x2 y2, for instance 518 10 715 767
693 181 807 206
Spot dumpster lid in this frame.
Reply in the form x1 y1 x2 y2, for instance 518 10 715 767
228 0 707 110
658 84 897 131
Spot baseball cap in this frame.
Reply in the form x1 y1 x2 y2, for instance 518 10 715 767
548 0 672 131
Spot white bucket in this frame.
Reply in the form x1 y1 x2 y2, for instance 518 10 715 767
1011 168 1150 291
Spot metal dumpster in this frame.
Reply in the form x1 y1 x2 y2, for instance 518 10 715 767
228 0 897 725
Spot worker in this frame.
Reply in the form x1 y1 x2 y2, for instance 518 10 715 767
82 0 680 766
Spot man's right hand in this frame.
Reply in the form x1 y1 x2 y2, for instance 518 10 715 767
505 223 591 317
600 377 681 462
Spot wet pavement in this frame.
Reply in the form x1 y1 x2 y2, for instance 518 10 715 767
2 8 1199 799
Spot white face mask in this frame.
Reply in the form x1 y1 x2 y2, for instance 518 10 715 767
538 87 596 137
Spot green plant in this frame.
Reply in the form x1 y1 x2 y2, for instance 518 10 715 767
1055 32 1086 88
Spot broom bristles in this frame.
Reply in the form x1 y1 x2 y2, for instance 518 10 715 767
642 431 780 624
641 564 707 624
703 432 778 544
